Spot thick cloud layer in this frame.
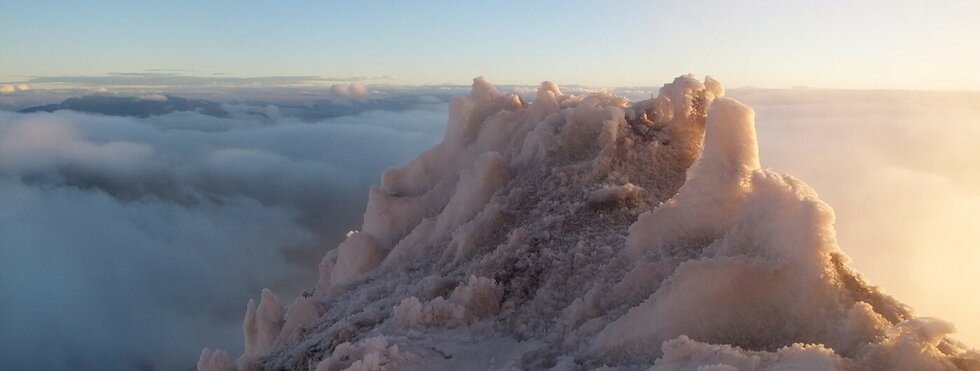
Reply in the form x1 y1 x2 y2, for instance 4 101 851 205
0 103 446 370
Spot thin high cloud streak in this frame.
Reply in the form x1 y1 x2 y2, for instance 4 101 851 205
733 89 980 347
0 105 445 370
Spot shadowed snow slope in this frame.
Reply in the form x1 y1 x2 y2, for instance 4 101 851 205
201 76 979 371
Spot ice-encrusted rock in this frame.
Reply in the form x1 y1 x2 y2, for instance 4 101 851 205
200 75 979 371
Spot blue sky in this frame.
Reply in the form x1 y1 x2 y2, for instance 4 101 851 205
2 0 978 89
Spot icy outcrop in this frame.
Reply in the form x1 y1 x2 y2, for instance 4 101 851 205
200 75 979 371
240 289 286 369
198 349 235 371
624 98 758 255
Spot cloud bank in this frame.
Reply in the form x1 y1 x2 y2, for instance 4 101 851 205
0 100 446 370
19 94 230 118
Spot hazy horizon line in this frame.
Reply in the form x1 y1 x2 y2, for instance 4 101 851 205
4 72 980 93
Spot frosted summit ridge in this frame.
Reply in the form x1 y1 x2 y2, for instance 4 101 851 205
201 75 979 371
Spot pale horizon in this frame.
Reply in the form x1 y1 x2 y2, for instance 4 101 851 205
3 1 980 90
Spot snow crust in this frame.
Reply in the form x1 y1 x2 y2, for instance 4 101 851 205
393 275 504 329
314 336 409 371
200 75 979 371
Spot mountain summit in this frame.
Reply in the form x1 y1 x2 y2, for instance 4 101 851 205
199 76 979 371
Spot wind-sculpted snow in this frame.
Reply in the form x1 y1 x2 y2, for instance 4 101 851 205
201 76 980 370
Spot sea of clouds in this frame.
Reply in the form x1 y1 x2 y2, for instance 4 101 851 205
0 85 977 369
0 93 448 370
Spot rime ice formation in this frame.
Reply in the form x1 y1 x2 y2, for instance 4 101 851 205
200 76 980 371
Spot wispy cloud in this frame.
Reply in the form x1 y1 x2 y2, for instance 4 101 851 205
0 84 30 94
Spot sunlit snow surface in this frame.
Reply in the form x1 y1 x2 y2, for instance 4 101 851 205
201 76 980 371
